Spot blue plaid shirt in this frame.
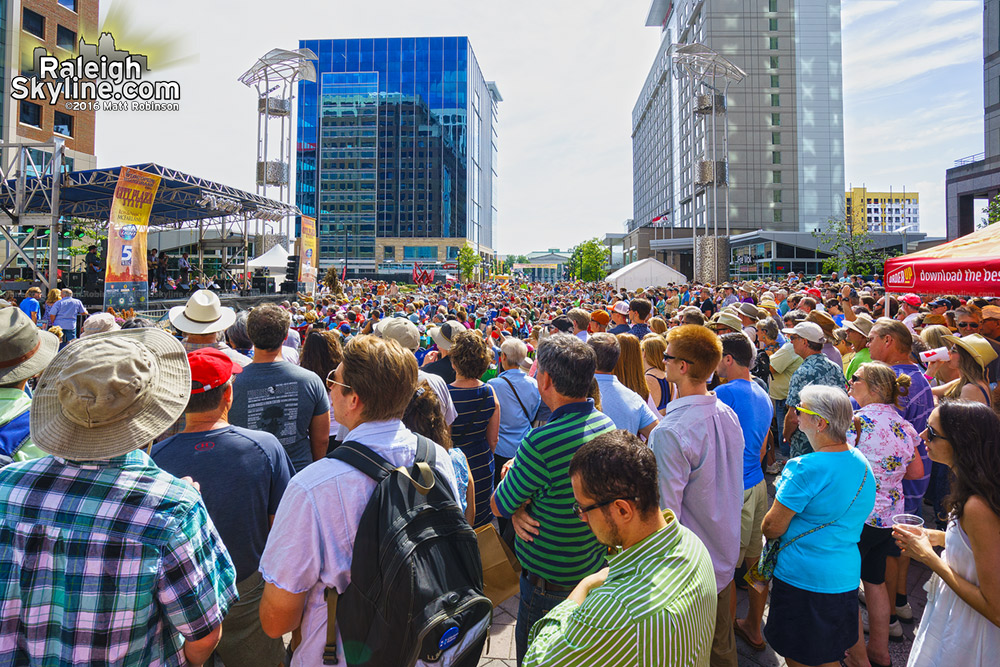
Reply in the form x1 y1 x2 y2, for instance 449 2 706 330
0 450 237 665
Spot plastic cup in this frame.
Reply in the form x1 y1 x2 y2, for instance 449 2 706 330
892 513 925 529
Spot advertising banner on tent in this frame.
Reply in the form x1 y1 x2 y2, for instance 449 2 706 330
104 167 161 310
298 215 318 289
884 224 1000 297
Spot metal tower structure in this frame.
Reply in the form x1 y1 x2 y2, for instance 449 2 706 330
239 48 317 243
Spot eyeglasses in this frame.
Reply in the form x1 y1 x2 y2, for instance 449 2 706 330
926 423 948 442
664 353 691 364
573 497 635 519
325 369 351 390
957 322 980 329
795 405 824 419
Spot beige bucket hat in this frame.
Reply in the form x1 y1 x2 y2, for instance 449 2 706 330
0 306 59 385
30 328 191 459
168 289 237 335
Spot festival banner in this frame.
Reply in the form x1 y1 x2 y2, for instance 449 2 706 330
104 167 161 310
299 215 318 289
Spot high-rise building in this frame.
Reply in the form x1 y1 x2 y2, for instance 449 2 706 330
846 187 919 233
296 37 500 275
633 0 845 237
946 0 1000 238
0 0 97 171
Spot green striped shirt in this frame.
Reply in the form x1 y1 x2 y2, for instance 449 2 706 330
524 510 717 667
494 399 615 586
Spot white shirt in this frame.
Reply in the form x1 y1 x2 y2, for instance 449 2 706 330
649 393 745 592
419 369 457 425
259 420 462 667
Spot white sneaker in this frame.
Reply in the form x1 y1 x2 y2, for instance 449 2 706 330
858 586 866 606
765 461 785 475
861 608 903 642
896 602 914 622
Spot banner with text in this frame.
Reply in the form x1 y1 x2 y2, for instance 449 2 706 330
298 215 318 289
104 167 161 310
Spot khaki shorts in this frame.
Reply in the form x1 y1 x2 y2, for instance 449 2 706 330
739 479 768 564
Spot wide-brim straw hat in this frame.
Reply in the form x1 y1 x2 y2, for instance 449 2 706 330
30 328 191 460
168 289 237 335
0 306 59 385
844 315 874 338
943 333 999 370
709 312 743 332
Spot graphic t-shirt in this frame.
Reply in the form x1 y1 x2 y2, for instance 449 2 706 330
229 362 330 472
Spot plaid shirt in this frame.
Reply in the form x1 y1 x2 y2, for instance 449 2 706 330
0 450 237 665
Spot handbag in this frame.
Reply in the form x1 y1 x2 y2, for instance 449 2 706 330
745 466 868 593
475 523 521 607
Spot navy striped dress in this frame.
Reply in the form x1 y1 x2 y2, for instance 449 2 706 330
448 383 496 528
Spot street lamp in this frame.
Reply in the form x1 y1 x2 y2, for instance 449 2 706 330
895 223 918 256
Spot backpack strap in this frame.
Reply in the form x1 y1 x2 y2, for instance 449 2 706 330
332 439 435 494
323 588 340 665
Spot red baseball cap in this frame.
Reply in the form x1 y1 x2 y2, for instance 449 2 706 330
901 294 922 307
187 348 242 394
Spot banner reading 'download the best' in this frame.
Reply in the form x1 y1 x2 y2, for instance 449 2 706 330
104 167 161 311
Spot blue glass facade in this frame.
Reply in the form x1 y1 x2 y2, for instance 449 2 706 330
297 37 498 273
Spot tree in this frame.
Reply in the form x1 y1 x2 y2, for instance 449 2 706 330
457 244 481 282
65 218 107 262
980 193 1000 229
567 237 610 282
811 217 893 277
503 254 529 273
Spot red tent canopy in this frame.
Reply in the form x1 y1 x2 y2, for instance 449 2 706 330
884 224 1000 296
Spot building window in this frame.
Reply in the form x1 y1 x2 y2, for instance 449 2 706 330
772 151 781 165
769 0 778 11
770 74 780 87
772 132 781 144
58 0 77 10
383 245 394 259
403 246 438 260
56 25 76 51
773 170 782 184
22 8 44 38
773 209 783 223
769 37 779 50
774 190 783 203
20 101 42 128
53 111 73 136
770 94 780 107
771 113 780 126
769 18 778 31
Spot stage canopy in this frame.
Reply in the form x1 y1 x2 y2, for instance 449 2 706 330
605 257 687 290
884 223 1000 296
247 243 290 274
0 162 298 227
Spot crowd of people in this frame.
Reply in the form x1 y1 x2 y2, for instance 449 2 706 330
0 270 998 667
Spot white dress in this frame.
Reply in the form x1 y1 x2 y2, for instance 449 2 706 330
908 519 1000 666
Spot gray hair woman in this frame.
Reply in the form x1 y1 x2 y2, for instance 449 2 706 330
761 385 875 667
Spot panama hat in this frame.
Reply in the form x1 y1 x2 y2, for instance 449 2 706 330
0 306 59 385
943 333 999 370
30 328 191 460
844 315 874 338
709 311 743 333
168 289 237 335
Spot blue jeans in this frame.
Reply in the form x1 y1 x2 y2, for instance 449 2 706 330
515 573 572 665
774 399 789 457
58 328 77 350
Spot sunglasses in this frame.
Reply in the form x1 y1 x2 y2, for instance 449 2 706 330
795 405 824 419
325 369 351 390
849 374 864 384
957 322 980 329
664 353 692 364
926 423 948 442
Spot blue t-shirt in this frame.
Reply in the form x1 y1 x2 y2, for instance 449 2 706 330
18 298 40 322
715 379 773 490
773 448 875 593
593 374 658 436
151 425 295 581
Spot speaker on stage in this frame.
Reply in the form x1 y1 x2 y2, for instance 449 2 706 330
66 272 85 289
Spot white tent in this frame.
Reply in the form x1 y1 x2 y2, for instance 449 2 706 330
604 258 687 290
247 243 290 272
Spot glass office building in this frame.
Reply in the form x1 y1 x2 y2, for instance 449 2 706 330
297 37 500 274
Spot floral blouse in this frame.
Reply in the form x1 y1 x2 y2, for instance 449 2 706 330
847 402 919 528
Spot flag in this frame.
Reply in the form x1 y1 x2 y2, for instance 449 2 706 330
342 263 347 281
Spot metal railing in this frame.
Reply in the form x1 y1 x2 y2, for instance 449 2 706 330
954 152 985 166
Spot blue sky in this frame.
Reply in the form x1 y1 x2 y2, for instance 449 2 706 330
94 0 984 254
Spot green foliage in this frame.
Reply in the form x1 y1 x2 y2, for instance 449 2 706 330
980 193 1000 229
811 217 891 276
567 237 610 282
457 244 481 282
65 218 107 257
503 254 529 273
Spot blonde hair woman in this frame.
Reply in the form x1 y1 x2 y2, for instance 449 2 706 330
641 333 672 415
931 334 995 407
614 333 649 401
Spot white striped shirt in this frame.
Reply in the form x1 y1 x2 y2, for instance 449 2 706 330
523 510 717 667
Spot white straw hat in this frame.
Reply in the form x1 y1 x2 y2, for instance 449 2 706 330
168 289 237 335
30 328 191 459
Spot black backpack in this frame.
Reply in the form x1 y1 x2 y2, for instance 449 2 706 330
323 436 492 666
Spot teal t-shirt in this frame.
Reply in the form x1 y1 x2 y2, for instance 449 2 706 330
773 448 875 593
